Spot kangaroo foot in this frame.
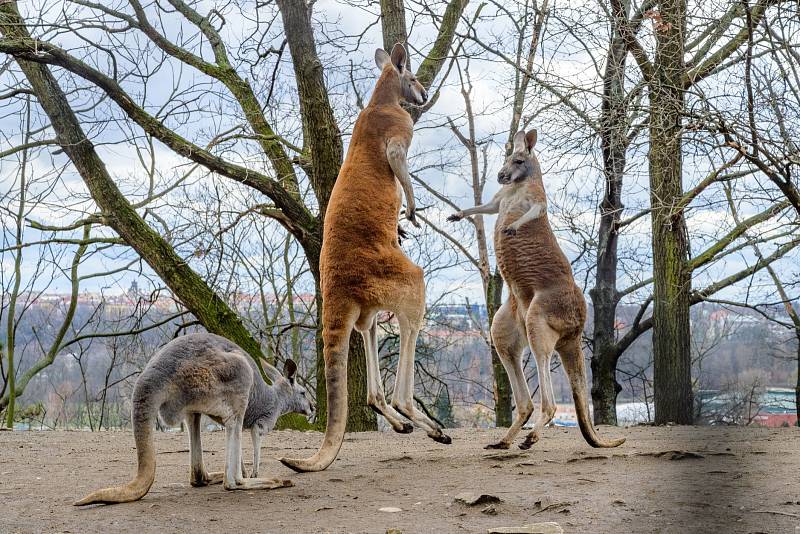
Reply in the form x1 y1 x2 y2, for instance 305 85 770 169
394 422 414 434
519 433 540 450
224 478 293 491
191 471 224 487
484 441 511 450
428 431 452 445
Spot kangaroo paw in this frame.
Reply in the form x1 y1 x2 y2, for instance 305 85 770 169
192 470 224 487
519 434 540 450
394 422 414 434
224 478 293 491
429 432 452 445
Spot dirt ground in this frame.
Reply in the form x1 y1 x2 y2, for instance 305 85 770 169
1 425 798 533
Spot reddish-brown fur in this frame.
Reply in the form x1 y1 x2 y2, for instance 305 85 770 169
280 44 448 474
450 129 625 451
322 69 418 316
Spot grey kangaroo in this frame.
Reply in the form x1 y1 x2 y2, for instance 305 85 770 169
75 333 315 505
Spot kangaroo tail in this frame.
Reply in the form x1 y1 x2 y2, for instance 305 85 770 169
74 380 159 505
280 310 353 473
560 338 625 449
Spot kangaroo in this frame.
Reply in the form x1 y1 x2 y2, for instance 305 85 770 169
74 333 314 505
280 43 451 474
448 129 625 450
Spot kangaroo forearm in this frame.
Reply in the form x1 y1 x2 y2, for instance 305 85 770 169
508 202 546 229
462 201 499 216
386 139 415 210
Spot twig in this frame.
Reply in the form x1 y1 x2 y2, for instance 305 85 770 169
752 510 800 519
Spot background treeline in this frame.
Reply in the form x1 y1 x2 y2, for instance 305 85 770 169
3 290 795 430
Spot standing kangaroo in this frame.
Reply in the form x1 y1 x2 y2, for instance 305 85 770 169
449 130 625 450
280 43 451 474
74 333 314 505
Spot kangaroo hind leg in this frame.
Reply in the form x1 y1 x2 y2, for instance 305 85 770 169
222 414 292 491
485 298 532 449
360 314 413 433
188 413 223 487
519 304 560 450
391 278 451 444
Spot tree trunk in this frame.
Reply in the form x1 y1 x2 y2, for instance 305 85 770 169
312 282 377 432
589 16 628 426
380 0 408 51
649 0 693 425
4 95 30 428
796 339 799 427
486 271 512 426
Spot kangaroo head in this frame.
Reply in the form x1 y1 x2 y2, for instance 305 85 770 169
281 359 316 421
262 358 316 420
498 129 541 185
374 43 428 106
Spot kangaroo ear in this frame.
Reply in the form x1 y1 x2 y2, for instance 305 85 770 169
283 359 298 383
525 129 538 152
512 130 526 154
390 43 406 73
375 48 391 70
260 358 282 384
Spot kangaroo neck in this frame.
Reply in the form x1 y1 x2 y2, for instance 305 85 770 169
369 67 402 107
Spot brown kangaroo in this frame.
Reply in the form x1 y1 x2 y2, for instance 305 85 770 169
280 43 451 474
449 129 625 450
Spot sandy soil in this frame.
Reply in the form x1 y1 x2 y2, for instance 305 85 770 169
1 425 798 533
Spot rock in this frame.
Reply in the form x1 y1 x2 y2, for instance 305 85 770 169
455 492 503 506
487 522 563 534
379 507 402 513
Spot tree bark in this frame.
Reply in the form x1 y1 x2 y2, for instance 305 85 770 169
275 0 343 216
380 0 408 51
589 12 628 426
796 340 799 427
649 0 693 424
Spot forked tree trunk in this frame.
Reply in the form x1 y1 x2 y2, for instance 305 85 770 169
649 0 693 424
0 3 269 376
590 16 628 426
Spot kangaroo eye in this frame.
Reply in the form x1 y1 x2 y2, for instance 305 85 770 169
514 159 524 164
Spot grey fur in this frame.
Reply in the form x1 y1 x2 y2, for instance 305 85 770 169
153 333 315 478
74 332 313 505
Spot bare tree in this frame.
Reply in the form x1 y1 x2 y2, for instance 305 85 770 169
0 0 468 430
